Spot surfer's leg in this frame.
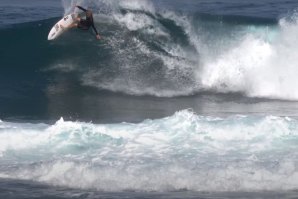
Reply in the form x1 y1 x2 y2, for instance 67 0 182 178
68 23 78 28
76 17 81 22
77 19 89 30
67 16 80 29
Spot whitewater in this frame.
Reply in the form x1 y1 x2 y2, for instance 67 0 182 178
1 110 298 192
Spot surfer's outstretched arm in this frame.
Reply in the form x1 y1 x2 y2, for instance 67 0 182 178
91 23 101 40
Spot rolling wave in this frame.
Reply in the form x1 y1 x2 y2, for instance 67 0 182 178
1 0 298 100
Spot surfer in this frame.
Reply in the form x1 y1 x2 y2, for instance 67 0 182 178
70 6 101 40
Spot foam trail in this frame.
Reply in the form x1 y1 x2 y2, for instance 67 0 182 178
1 110 298 191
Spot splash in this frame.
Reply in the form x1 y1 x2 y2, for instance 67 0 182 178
200 17 298 100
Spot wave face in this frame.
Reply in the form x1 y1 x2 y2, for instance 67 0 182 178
2 0 298 100
1 110 298 192
59 0 298 99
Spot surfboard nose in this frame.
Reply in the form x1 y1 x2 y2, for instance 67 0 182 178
47 30 55 40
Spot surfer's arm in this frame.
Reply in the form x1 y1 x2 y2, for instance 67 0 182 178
76 6 87 12
91 23 98 35
91 23 101 39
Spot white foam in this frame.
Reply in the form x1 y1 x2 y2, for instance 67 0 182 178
119 0 155 13
113 12 153 32
5 158 298 192
199 14 298 100
1 110 298 191
200 35 273 94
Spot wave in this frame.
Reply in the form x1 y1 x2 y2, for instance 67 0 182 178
1 110 298 192
2 0 298 100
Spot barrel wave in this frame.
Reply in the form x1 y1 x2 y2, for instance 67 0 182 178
1 0 298 100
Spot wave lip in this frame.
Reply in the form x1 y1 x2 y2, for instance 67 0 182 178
1 110 298 191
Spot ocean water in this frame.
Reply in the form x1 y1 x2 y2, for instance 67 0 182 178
1 0 298 198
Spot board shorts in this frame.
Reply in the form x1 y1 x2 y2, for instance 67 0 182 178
77 19 91 30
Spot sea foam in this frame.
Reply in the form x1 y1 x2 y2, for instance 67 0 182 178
1 110 298 191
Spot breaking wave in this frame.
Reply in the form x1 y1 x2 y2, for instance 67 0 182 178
1 110 298 191
2 0 298 99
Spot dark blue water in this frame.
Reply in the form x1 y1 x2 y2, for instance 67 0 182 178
1 0 298 198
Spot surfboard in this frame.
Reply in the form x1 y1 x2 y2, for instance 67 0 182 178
48 14 77 40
